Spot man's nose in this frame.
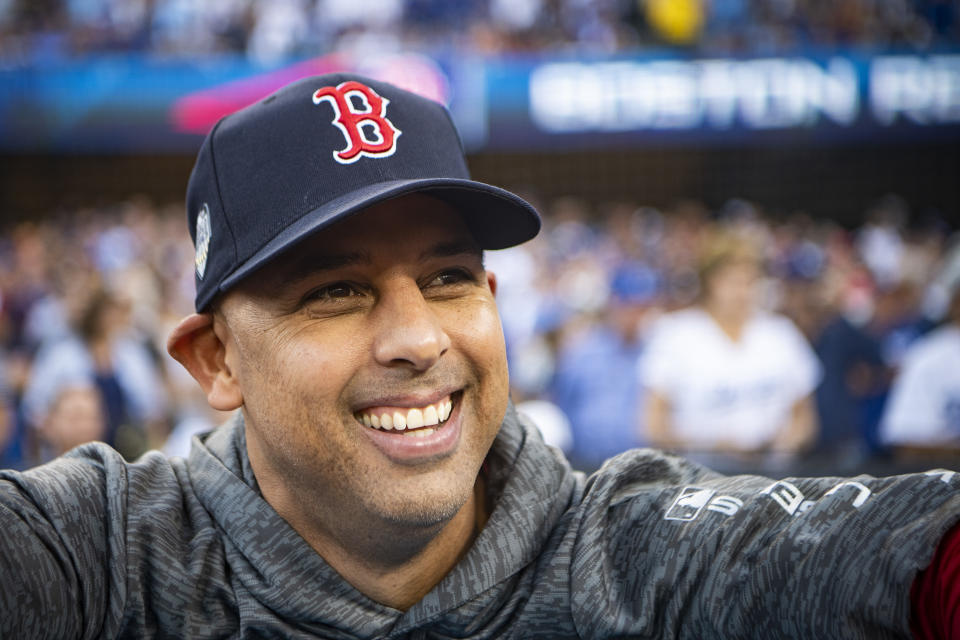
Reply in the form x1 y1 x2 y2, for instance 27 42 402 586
372 280 451 371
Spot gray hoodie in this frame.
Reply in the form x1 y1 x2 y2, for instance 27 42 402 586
2 404 958 639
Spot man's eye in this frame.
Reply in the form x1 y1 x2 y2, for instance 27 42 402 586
428 269 473 287
306 282 359 301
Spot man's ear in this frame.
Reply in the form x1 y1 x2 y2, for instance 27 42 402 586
167 313 243 411
486 271 498 297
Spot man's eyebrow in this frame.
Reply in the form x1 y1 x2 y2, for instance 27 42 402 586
419 239 483 262
277 239 482 282
280 251 370 281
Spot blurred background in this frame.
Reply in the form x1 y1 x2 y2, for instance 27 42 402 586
0 0 958 476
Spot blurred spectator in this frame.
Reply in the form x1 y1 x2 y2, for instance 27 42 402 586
778 232 888 468
485 234 552 397
247 0 310 63
35 383 107 461
0 0 955 62
550 261 660 471
641 232 821 461
856 197 908 291
0 199 204 468
869 280 929 371
880 256 960 456
21 283 168 459
0 354 16 467
514 398 573 454
644 0 705 45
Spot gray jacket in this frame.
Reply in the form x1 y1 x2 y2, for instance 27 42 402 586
2 404 958 639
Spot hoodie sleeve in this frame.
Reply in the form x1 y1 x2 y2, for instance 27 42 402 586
569 449 960 640
0 444 134 639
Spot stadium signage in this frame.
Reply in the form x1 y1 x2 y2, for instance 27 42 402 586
871 55 960 125
527 54 960 135
1 51 958 151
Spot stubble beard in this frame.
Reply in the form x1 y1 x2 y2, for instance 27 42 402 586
274 399 475 534
240 337 506 555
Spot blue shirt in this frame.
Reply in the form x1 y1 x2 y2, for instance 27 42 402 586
551 324 645 469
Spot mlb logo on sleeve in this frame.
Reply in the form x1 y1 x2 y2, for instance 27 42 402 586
665 487 716 521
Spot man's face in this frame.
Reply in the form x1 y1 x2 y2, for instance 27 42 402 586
216 194 509 535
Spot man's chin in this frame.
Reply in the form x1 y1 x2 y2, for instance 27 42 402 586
375 490 468 531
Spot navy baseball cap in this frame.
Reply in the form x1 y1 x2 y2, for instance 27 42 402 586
186 73 541 311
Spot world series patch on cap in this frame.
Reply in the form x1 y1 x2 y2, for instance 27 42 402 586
186 73 542 311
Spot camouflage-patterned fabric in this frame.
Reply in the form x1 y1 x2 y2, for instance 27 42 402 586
2 404 958 639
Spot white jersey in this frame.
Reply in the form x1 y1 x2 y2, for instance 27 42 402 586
881 324 960 446
642 308 821 450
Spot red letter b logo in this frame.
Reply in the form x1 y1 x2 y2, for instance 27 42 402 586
313 81 401 164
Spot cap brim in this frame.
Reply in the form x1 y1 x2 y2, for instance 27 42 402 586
217 177 540 300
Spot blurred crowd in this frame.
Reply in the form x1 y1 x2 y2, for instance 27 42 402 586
490 195 960 473
0 194 958 474
0 198 228 469
1 0 957 64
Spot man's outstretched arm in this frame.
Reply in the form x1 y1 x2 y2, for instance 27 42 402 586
0 449 115 639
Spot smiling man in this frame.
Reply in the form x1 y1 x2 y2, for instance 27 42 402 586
175 196 509 609
2 74 960 639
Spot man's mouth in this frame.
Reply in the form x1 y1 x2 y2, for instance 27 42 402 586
355 394 456 438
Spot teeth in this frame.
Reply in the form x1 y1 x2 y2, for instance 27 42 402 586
407 409 424 429
357 397 454 433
